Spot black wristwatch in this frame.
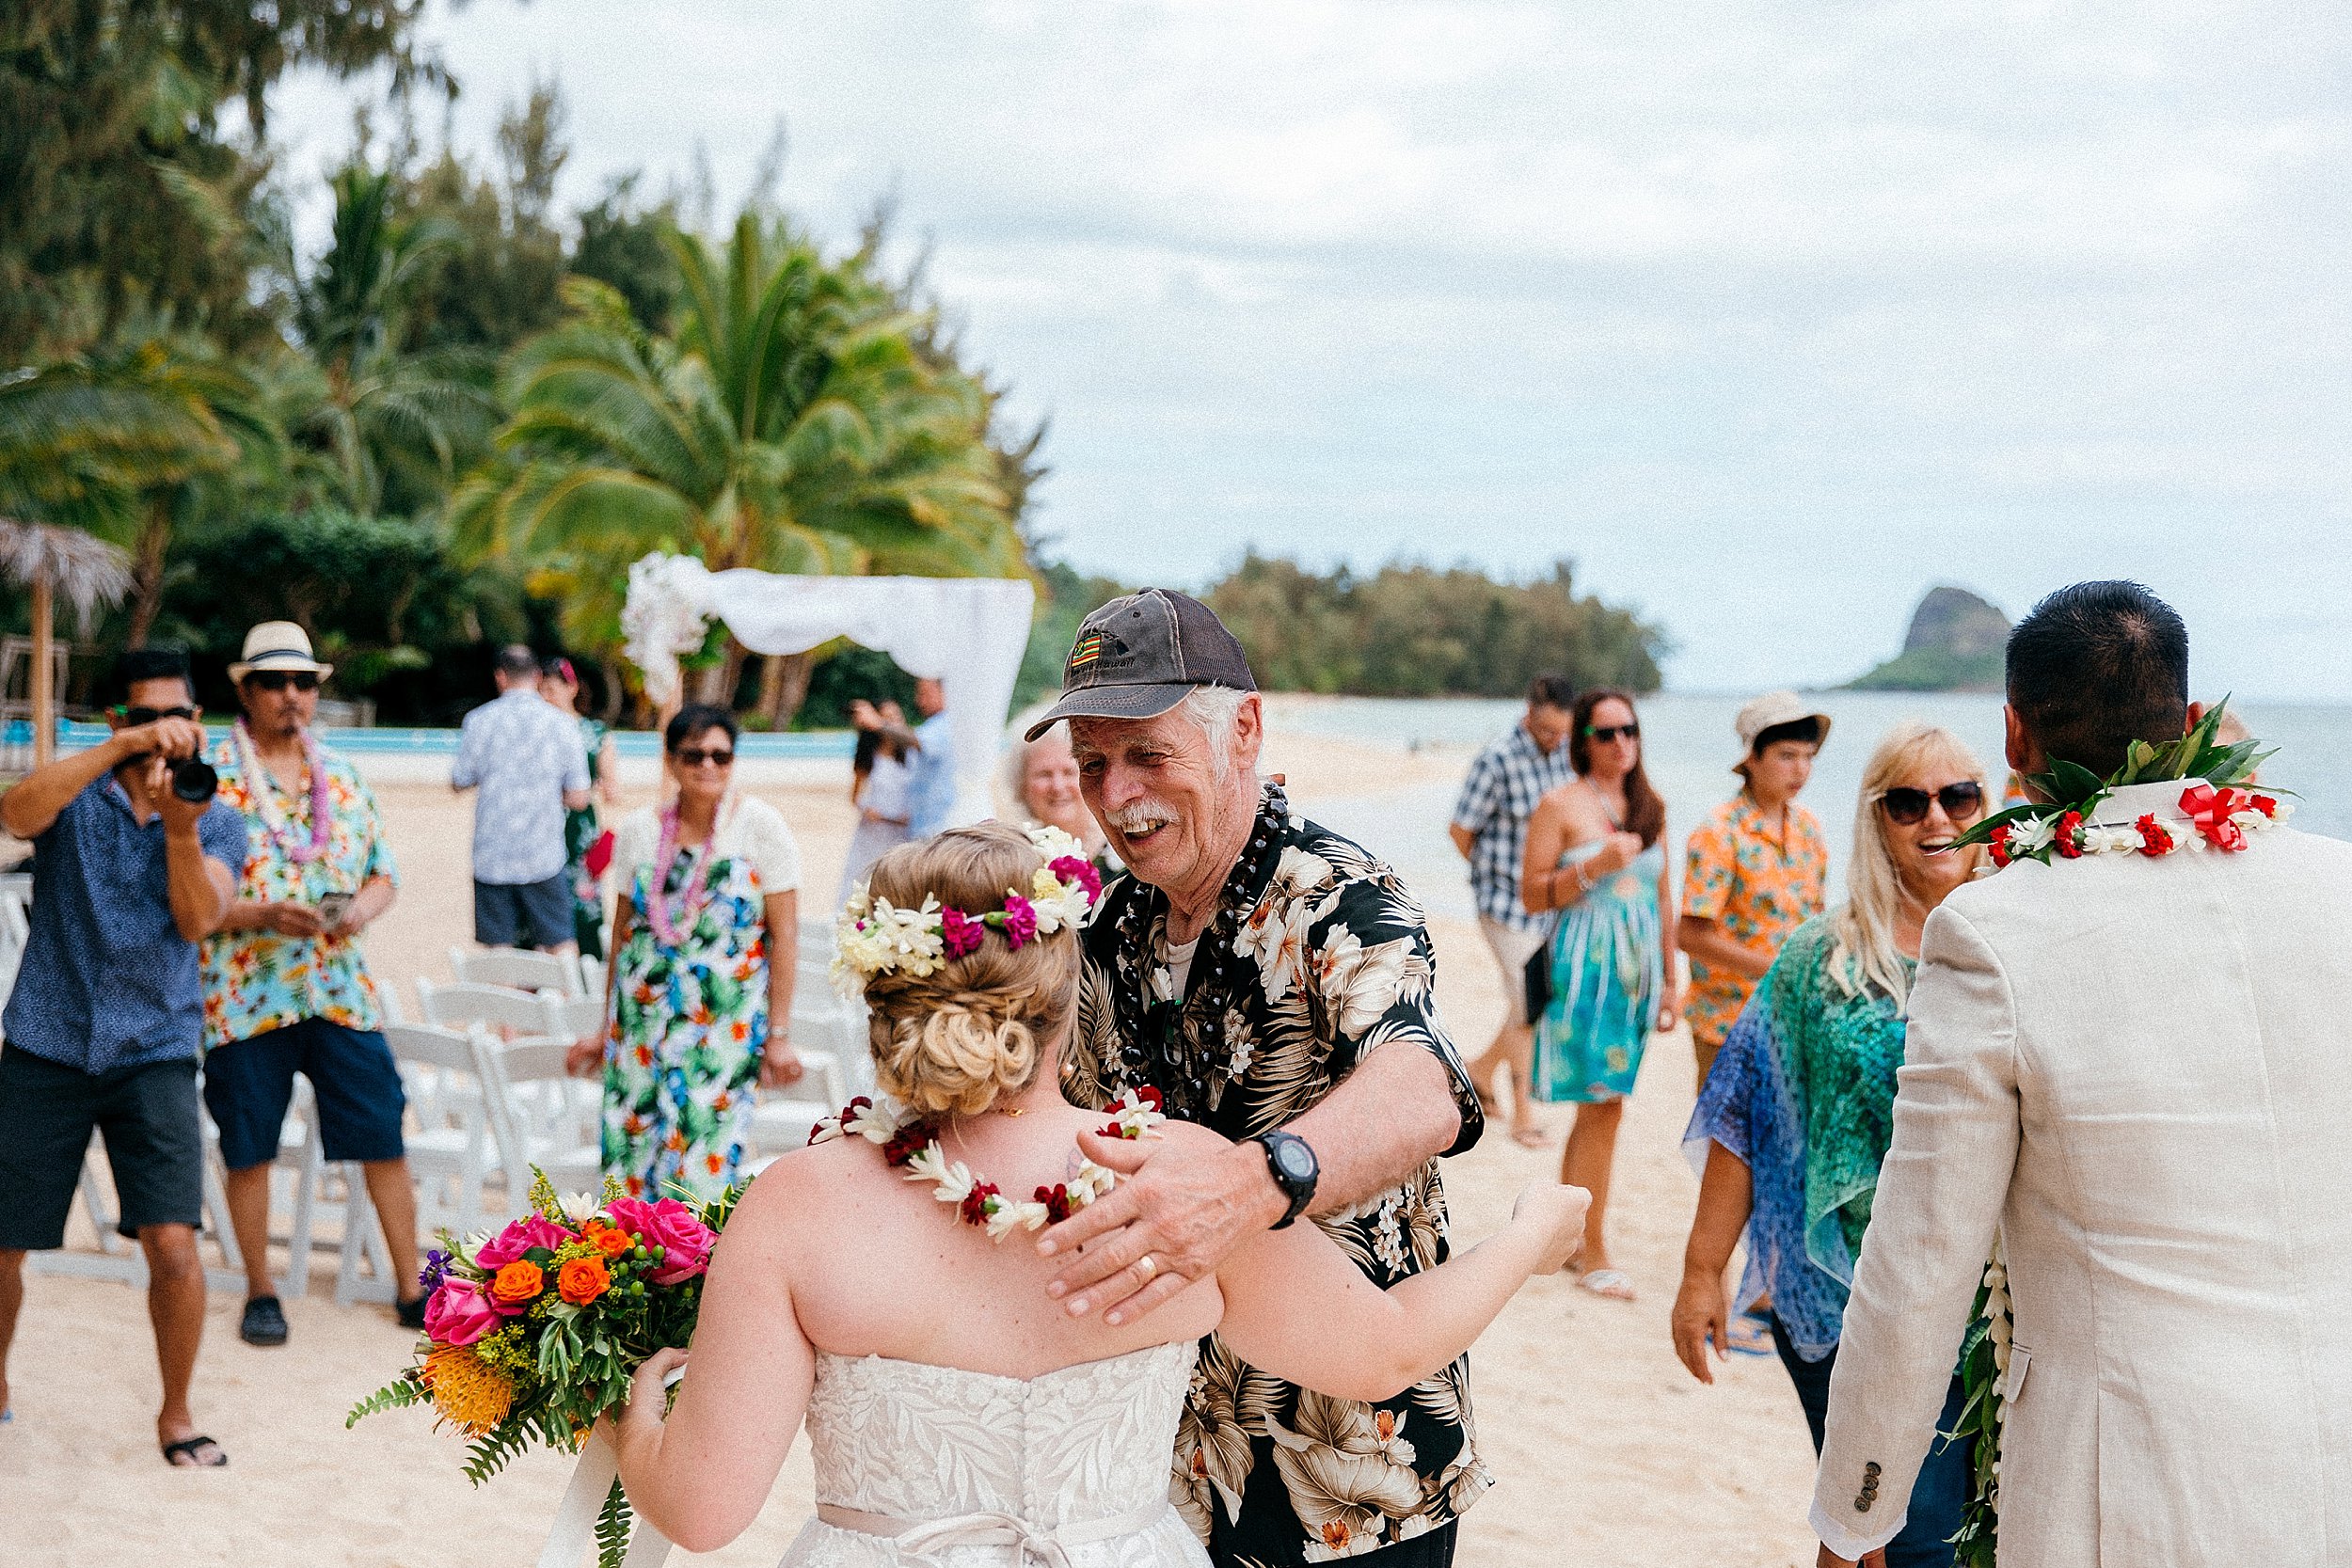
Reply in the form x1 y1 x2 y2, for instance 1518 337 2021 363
1252 1130 1320 1230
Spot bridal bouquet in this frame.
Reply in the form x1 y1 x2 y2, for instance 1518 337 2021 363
349 1170 734 1565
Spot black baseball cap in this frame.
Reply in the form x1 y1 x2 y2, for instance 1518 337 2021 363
1023 589 1257 741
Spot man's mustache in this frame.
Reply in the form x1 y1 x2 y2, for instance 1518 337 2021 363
1104 800 1177 835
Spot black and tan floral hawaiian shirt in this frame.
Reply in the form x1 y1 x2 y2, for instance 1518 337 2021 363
1066 783 1489 1567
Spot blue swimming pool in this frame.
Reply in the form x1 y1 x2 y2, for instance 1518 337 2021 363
15 721 856 760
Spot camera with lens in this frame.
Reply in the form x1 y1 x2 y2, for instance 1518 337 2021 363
168 756 218 804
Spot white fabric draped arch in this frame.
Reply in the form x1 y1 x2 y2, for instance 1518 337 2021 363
620 553 1037 829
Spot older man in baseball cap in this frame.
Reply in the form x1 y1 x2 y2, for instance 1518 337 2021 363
1028 590 1492 1568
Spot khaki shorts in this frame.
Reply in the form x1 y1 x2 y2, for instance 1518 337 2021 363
1478 916 1548 1029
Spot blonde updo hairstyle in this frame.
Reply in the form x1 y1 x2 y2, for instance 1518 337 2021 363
858 822 1082 1118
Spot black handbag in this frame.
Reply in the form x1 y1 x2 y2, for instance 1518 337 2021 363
1522 922 1557 1019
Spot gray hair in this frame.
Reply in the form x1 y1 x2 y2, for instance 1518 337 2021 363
1180 686 1252 784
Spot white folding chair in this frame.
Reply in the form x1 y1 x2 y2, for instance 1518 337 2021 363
577 954 607 1004
417 978 567 1037
546 993 605 1041
386 1022 507 1244
0 892 29 1014
448 945 586 998
477 1033 605 1195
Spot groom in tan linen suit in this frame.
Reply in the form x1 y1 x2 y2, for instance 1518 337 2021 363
1813 581 2352 1568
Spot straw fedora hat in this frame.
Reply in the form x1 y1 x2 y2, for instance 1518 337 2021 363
228 621 334 683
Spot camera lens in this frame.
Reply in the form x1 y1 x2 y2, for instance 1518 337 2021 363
169 757 218 804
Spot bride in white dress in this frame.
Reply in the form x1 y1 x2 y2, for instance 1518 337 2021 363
607 824 1585 1567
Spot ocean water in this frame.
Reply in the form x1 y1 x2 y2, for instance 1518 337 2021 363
1275 692 2351 924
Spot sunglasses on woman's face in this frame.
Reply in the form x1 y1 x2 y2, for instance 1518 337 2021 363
1878 782 1984 826
1583 722 1639 743
675 746 735 768
246 671 319 692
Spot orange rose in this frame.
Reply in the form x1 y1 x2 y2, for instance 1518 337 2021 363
582 1222 631 1259
489 1259 544 1307
557 1256 611 1306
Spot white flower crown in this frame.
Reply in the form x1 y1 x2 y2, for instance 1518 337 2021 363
831 824 1104 992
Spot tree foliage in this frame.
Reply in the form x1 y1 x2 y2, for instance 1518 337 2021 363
1205 553 1667 697
0 0 438 361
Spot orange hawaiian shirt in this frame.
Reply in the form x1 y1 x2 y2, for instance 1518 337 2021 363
1681 792 1828 1048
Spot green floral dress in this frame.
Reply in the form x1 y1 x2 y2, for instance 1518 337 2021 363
564 717 610 958
600 800 797 1202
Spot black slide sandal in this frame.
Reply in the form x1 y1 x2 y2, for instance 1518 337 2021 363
161 1434 228 1467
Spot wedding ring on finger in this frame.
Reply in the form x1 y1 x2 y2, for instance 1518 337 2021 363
1136 1253 1157 1282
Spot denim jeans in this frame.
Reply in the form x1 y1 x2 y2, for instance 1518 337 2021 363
1771 1316 1975 1568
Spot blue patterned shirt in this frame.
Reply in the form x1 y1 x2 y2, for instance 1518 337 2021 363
451 688 590 884
1451 721 1576 930
3 776 247 1074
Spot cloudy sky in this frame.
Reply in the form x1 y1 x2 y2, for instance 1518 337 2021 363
268 0 2352 698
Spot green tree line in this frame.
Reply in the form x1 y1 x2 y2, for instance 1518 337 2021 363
1009 554 1665 708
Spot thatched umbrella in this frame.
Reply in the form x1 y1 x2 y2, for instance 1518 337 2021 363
0 519 133 766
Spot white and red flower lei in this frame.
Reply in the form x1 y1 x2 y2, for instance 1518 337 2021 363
832 825 1103 991
807 1086 1167 1239
1988 784 2289 868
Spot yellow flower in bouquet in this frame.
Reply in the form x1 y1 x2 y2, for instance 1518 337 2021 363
422 1343 516 1435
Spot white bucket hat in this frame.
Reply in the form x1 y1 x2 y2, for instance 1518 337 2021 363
228 621 333 683
1732 689 1830 772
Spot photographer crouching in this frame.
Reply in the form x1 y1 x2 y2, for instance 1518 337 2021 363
200 623 421 1349
0 646 246 1466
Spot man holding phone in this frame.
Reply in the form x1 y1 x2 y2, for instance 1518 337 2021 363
199 623 420 1348
0 646 245 1465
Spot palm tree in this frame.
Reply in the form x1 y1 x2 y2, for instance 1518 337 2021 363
454 210 1022 715
275 162 499 515
0 333 263 647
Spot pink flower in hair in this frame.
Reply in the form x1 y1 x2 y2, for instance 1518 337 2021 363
940 908 985 959
1049 856 1103 902
999 895 1039 949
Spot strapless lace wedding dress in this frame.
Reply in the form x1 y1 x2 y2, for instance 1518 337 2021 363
777 1340 1210 1568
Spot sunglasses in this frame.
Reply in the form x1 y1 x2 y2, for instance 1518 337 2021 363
246 671 320 692
675 746 735 768
1878 782 1985 826
114 705 198 726
1583 722 1640 743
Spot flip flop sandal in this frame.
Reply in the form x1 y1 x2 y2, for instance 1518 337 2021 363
1576 1268 1637 1301
161 1434 227 1468
1508 1122 1547 1148
240 1295 289 1347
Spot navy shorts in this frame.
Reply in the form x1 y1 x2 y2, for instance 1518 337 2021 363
202 1017 407 1172
474 873 574 949
0 1047 203 1250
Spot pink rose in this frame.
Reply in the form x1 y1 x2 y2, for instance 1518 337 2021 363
422 1277 501 1347
605 1196 716 1284
473 1214 578 1272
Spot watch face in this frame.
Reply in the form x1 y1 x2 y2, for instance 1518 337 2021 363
1273 1137 1317 1182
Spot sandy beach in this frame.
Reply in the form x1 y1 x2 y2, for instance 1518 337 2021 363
0 701 1822 1566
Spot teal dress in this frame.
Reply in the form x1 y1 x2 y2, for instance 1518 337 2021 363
1531 838 1664 1103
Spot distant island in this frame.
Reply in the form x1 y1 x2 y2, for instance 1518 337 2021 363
1844 586 2010 691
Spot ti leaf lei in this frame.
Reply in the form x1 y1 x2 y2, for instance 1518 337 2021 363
1949 701 2289 869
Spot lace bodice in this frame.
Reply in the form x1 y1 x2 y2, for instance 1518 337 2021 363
780 1341 1208 1568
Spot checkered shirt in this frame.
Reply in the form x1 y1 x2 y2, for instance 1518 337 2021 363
1451 722 1577 930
